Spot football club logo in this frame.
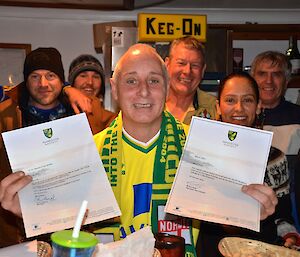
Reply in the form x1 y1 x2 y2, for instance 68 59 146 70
43 128 53 139
228 130 237 141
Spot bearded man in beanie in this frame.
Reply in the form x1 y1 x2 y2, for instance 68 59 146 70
0 47 104 247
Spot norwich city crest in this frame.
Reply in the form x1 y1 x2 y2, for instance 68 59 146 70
43 128 53 139
228 130 237 141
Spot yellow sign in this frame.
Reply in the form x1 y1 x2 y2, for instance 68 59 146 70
138 13 207 42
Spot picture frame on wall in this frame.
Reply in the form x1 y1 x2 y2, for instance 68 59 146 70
0 43 31 88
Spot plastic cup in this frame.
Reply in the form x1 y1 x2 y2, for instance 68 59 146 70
51 230 98 257
154 233 185 257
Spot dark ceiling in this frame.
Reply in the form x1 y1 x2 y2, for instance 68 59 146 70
155 0 300 10
0 0 299 10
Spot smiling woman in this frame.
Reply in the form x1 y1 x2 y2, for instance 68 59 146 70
198 71 299 257
216 72 260 127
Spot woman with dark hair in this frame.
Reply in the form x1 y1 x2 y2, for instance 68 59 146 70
197 72 300 257
216 72 261 127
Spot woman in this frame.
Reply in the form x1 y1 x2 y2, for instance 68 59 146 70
197 72 299 257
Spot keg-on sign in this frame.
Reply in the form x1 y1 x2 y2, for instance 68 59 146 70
138 13 207 42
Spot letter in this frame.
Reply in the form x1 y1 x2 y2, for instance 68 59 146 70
104 166 109 173
111 158 117 166
179 134 186 141
182 19 193 35
111 174 117 183
166 221 172 231
102 159 109 165
158 22 165 34
111 166 117 174
194 23 201 35
103 137 111 145
159 220 166 231
160 156 166 163
129 225 136 234
172 222 178 231
146 17 156 34
167 23 174 34
102 147 110 156
165 154 180 183
111 146 117 153
111 137 117 146
120 227 127 239
112 130 117 138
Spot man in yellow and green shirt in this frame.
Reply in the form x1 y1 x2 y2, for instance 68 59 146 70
92 44 277 256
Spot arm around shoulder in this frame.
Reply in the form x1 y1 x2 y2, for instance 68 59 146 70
87 97 117 134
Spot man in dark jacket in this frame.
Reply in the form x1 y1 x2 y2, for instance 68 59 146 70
0 47 101 248
251 51 300 231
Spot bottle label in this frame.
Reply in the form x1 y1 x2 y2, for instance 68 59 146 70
290 59 300 75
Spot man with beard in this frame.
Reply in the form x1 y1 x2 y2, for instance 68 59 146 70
0 47 100 247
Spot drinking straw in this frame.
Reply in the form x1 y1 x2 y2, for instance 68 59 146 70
72 200 88 238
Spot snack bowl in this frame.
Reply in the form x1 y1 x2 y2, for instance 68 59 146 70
218 237 300 257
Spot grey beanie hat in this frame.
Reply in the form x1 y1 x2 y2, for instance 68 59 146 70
68 54 105 97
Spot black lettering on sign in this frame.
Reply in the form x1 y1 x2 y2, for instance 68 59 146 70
146 17 156 34
158 22 174 35
194 23 201 35
158 22 165 34
167 23 174 34
182 19 192 35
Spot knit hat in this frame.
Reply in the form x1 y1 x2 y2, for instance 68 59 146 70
23 47 65 83
68 54 105 97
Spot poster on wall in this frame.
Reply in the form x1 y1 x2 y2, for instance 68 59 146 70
111 26 137 71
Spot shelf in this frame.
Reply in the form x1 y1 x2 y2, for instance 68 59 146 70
207 24 300 74
288 76 300 88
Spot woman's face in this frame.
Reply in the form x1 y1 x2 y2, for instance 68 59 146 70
217 77 260 127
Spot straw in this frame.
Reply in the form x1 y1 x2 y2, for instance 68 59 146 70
72 200 88 238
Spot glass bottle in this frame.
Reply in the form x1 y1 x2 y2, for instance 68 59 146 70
286 35 300 76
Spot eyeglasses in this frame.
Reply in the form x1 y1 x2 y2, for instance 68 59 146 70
28 72 58 83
